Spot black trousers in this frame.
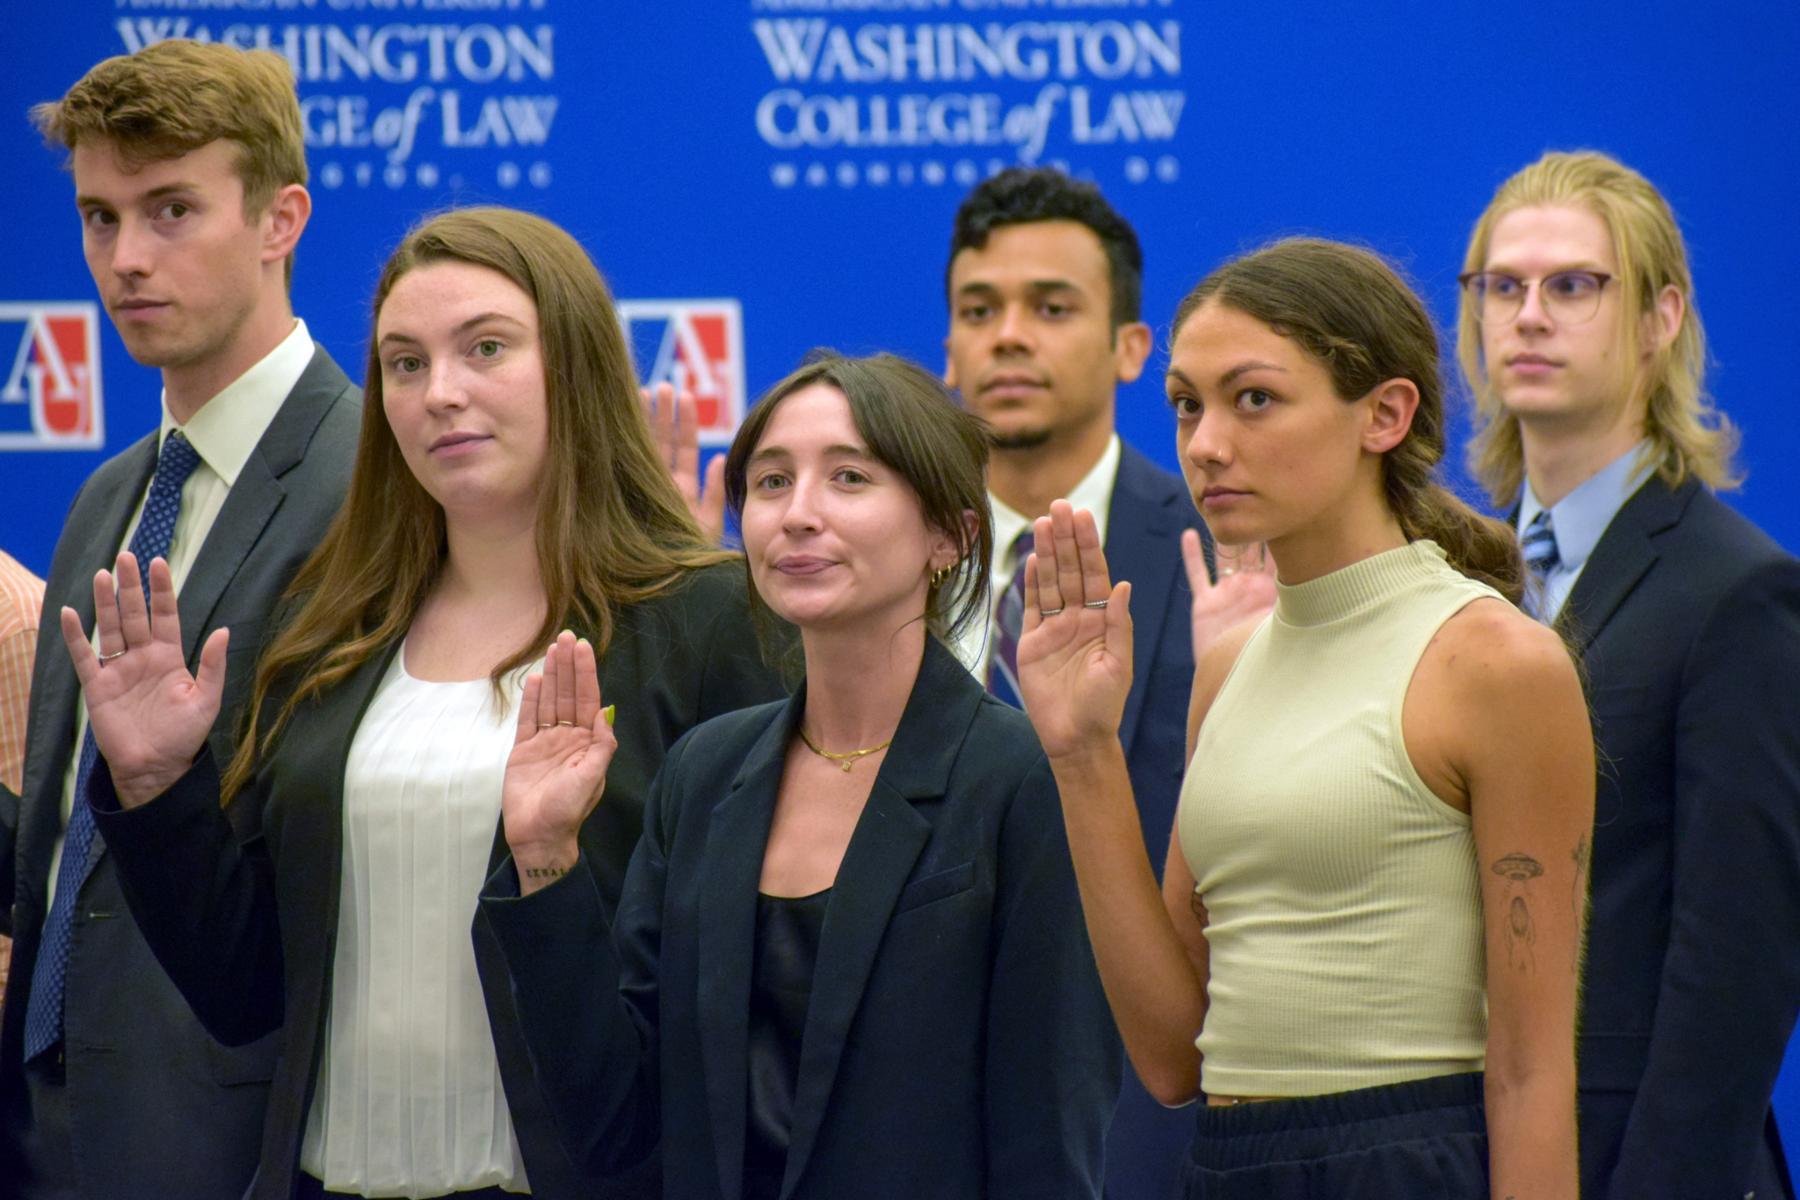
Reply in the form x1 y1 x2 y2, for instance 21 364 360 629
294 1174 524 1200
1180 1072 1489 1199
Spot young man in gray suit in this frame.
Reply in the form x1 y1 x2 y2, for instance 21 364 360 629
0 41 361 1199
1459 150 1800 1200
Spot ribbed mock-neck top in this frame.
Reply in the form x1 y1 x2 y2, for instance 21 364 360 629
1179 540 1499 1097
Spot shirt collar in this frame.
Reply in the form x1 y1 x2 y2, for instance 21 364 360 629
1518 441 1652 575
988 434 1121 562
158 319 313 486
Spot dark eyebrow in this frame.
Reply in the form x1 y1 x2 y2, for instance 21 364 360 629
1217 361 1287 387
955 278 1084 297
1166 362 1289 388
376 311 529 349
748 443 872 464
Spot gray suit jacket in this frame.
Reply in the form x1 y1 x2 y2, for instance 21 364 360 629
0 345 361 1200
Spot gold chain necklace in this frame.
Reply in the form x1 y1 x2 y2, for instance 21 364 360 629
797 725 893 773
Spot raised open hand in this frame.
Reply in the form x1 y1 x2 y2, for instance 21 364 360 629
641 381 726 545
1182 530 1276 656
60 553 227 809
502 630 617 893
1015 500 1133 759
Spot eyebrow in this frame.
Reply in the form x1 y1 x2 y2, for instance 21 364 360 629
75 182 200 210
1481 259 1610 275
955 278 1084 297
749 442 873 464
1167 362 1288 388
377 311 529 349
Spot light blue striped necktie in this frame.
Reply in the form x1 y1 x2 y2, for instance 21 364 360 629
1520 509 1561 620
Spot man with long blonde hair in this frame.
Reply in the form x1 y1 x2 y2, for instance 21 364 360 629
1 40 360 1198
1458 149 1800 1200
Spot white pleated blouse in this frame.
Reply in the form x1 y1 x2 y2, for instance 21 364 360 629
299 647 533 1198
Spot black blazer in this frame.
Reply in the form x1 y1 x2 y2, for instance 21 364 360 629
1100 443 1209 1200
1562 477 1800 1199
478 636 1121 1200
0 346 359 1200
87 564 785 1200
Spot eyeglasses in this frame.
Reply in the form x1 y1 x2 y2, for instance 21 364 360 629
1458 270 1613 325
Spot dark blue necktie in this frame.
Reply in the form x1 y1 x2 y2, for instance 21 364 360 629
23 431 203 1062
1520 509 1562 621
986 529 1033 709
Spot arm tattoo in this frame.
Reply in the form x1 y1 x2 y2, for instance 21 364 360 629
1491 853 1544 973
524 865 570 880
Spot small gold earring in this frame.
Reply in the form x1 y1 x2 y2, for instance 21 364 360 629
931 565 952 587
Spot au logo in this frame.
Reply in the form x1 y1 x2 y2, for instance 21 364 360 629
618 300 746 447
0 303 103 450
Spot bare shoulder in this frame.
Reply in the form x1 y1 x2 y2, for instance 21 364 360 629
1406 597 1587 808
1424 597 1579 707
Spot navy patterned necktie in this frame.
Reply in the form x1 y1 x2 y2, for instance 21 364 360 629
985 528 1034 708
1520 509 1561 621
24 431 203 1061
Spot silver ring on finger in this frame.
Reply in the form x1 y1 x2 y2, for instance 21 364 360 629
98 649 128 664
1039 606 1065 617
1083 599 1109 609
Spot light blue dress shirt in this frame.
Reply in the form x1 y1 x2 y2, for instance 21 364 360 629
1517 442 1653 622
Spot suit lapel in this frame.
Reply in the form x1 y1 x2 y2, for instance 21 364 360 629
16 436 157 883
175 348 350 660
779 640 978 1198
1105 446 1186 756
1557 477 1693 652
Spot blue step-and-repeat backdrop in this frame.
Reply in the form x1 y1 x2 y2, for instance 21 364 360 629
3 0 1796 1155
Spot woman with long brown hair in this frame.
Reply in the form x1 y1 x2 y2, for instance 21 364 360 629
59 207 782 1200
1018 238 1593 1198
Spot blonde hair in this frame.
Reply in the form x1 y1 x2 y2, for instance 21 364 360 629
222 208 730 800
1457 150 1739 505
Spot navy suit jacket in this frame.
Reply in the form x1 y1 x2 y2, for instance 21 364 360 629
1562 476 1800 1199
479 637 1122 1200
87 564 783 1200
0 347 361 1200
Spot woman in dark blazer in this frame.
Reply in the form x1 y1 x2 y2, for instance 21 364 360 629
59 208 783 1200
480 353 1121 1200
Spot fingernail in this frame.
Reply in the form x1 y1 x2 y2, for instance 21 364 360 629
602 705 616 726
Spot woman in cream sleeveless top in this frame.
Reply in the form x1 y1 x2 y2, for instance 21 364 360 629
1017 239 1594 1199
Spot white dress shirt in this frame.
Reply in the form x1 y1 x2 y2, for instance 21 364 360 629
1517 441 1652 622
48 319 314 897
951 433 1122 675
300 647 534 1197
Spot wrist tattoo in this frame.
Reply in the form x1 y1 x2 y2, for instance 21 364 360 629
524 865 570 880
